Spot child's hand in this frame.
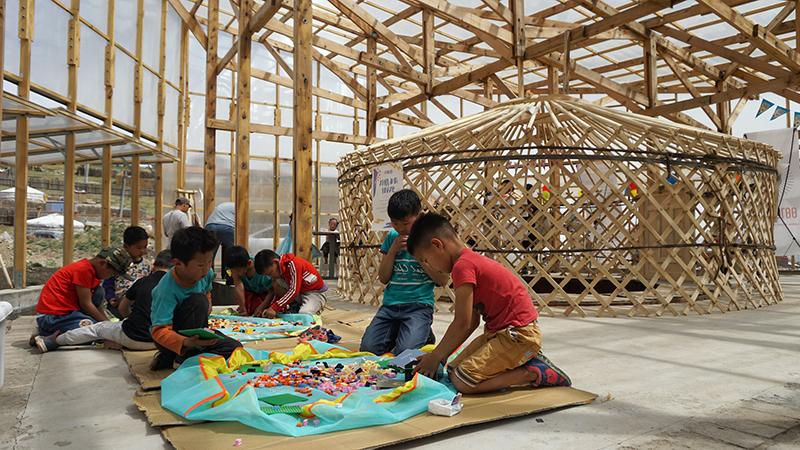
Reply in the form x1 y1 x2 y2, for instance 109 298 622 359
414 353 440 378
183 335 218 350
261 307 278 319
390 235 408 254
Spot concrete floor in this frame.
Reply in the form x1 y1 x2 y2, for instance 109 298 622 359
1 278 799 449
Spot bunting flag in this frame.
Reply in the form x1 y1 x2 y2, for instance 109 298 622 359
794 112 800 128
771 105 789 121
756 98 774 117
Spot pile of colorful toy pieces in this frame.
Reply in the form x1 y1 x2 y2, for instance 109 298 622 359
160 341 455 437
207 314 319 342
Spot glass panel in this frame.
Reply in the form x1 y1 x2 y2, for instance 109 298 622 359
142 0 162 70
164 86 179 146
113 49 136 126
31 0 69 96
78 28 107 112
80 0 108 32
114 0 138 51
165 7 181 84
4 0 20 76
141 70 159 136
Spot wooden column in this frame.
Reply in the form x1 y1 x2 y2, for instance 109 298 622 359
366 36 377 139
716 80 731 134
315 62 321 250
796 0 800 52
547 65 558 94
644 30 658 109
64 0 79 265
177 22 189 189
129 0 144 226
273 69 281 245
235 0 252 246
511 0 525 97
422 8 434 96
293 0 313 259
101 0 116 247
154 163 163 251
14 0 32 287
204 0 219 221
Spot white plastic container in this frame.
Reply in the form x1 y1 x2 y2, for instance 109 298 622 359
0 301 12 388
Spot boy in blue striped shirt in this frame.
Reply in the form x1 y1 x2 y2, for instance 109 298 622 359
360 189 445 355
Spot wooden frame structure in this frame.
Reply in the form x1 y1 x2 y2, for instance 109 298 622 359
5 0 800 290
339 96 781 316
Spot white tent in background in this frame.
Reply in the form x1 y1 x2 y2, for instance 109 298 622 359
26 213 85 239
0 186 46 203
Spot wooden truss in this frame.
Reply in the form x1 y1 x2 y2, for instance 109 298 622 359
338 96 782 316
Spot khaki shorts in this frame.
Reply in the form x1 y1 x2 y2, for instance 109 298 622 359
449 322 541 387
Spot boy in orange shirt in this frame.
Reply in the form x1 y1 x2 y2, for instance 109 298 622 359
407 213 570 394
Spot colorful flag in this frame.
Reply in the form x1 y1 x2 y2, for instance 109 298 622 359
771 105 789 121
756 98 774 118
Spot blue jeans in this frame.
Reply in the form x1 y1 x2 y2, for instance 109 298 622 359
37 310 96 336
360 303 434 355
206 223 235 282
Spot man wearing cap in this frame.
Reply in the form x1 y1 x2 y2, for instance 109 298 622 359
32 247 132 343
163 198 193 249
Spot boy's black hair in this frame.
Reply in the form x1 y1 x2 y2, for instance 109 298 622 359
407 212 457 255
224 245 250 269
170 226 219 264
153 250 174 269
123 226 149 246
387 189 421 220
254 249 280 274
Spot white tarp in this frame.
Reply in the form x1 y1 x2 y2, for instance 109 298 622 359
27 213 85 230
744 129 799 255
0 186 46 202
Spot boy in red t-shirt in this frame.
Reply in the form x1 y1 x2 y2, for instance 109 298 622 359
257 250 326 318
34 247 132 338
407 213 570 394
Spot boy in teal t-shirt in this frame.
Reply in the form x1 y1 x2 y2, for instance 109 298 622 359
224 246 274 316
359 189 446 355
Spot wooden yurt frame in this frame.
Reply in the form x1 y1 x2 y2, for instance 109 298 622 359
338 96 782 317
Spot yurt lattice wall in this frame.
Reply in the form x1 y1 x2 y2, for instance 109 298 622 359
337 96 782 317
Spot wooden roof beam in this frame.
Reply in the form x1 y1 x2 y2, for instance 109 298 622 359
167 0 207 48
329 0 424 68
695 0 800 72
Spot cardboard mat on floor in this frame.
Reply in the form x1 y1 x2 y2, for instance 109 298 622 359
124 309 374 391
154 386 596 449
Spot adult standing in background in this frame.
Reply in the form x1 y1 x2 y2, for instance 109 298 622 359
162 198 192 249
206 201 235 283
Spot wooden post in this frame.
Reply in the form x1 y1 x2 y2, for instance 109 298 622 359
562 30 571 95
177 22 189 189
154 0 167 232
131 1 143 227
204 0 219 221
293 0 313 260
14 0 33 287
422 8 434 97
64 0 79 265
717 79 731 134
786 98 792 128
547 65 558 95
366 36 377 139
315 62 322 251
235 0 252 246
101 0 116 248
644 30 658 109
273 68 281 245
511 0 525 98
154 163 163 251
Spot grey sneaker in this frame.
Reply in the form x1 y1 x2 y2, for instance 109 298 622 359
34 333 60 353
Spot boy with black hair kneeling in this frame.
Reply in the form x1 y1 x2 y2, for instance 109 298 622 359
36 250 172 352
408 213 571 394
256 250 326 318
150 226 242 370
224 246 274 316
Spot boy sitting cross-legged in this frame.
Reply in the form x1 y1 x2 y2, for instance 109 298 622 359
224 246 274 316
407 213 571 394
149 226 242 370
359 189 443 355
